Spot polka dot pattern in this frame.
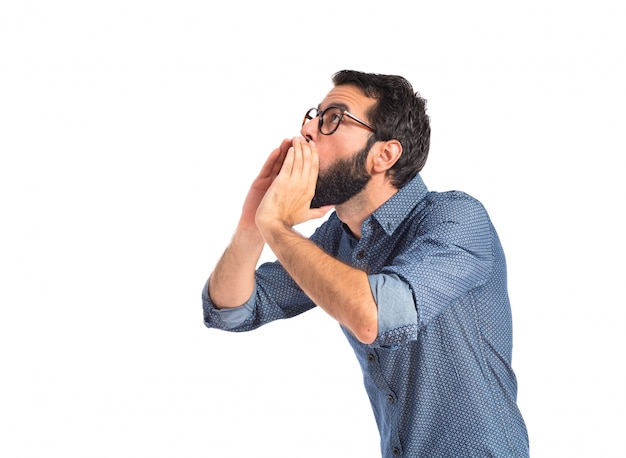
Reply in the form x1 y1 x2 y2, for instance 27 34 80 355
203 174 529 457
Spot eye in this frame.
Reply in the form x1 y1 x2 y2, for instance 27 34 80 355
325 108 343 125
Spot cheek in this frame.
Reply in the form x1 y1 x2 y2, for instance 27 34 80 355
316 137 349 166
317 156 331 174
314 144 334 171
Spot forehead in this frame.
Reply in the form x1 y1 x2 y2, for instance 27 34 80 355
320 84 376 115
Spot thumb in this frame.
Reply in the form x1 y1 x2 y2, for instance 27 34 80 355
308 205 335 220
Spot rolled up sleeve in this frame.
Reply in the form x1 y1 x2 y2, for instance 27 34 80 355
368 273 418 348
202 279 256 330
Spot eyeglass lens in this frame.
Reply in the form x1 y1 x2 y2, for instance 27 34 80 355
304 107 343 135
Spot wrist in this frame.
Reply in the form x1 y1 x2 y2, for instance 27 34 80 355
258 219 299 250
233 223 265 252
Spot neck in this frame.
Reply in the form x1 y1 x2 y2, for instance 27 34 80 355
335 180 398 239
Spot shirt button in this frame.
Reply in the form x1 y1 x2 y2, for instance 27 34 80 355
387 394 395 403
367 353 375 362
392 447 401 455
356 250 366 260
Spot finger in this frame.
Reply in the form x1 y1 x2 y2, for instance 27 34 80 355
280 145 295 177
295 136 316 177
290 136 306 178
259 139 291 179
272 139 293 176
306 139 319 181
308 204 334 220
294 136 317 187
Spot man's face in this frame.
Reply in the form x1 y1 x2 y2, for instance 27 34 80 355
301 84 377 208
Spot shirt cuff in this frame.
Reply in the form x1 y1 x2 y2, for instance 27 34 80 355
202 279 256 329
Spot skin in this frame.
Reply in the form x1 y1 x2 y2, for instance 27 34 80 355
208 84 403 344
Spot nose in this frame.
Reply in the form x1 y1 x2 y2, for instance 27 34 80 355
301 114 318 142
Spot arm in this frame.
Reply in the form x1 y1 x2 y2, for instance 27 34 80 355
260 224 378 344
207 139 291 309
255 137 378 344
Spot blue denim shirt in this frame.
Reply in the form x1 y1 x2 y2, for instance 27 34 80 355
203 174 529 457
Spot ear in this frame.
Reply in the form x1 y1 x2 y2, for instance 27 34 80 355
370 140 402 173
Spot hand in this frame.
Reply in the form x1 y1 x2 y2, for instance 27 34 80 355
238 138 292 231
255 137 333 233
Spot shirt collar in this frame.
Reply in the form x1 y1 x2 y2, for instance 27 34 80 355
370 174 429 236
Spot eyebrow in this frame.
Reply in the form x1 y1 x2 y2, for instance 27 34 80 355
318 102 350 112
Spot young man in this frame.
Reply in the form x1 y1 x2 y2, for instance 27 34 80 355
202 70 529 457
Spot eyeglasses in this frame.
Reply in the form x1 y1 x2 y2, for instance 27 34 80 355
302 106 376 135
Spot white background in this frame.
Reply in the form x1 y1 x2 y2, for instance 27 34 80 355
1 1 624 457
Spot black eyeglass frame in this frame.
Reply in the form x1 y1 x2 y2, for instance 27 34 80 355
302 106 376 135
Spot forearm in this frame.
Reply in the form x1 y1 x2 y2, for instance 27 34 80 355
262 223 378 344
208 225 265 309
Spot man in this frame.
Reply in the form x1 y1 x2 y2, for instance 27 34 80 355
202 70 529 457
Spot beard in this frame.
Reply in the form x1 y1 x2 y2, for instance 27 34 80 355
310 141 373 208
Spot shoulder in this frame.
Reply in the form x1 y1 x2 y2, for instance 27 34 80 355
421 190 490 221
405 190 496 247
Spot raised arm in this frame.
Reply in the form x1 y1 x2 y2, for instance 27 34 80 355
207 139 291 308
255 137 378 344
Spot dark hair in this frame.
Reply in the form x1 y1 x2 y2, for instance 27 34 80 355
332 70 431 188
